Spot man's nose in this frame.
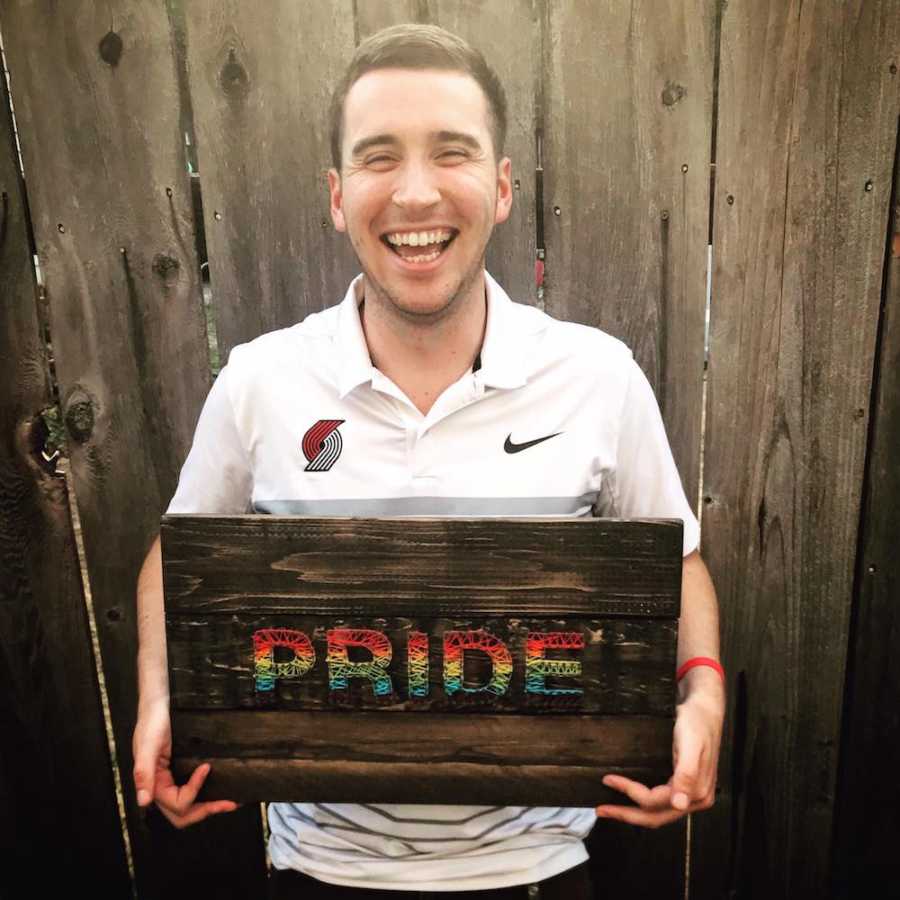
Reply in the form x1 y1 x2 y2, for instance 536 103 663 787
392 160 441 209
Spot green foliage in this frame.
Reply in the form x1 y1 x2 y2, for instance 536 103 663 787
40 404 67 457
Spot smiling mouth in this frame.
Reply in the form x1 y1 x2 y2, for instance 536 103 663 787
381 232 458 262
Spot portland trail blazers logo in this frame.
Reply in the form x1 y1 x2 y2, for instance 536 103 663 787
302 419 345 472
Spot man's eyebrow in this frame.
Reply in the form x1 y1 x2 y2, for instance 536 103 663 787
350 130 484 158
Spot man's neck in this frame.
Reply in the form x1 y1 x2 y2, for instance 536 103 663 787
360 277 487 417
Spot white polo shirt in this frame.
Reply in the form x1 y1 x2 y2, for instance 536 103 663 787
166 269 700 891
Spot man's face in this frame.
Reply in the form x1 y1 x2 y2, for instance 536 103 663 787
327 67 512 322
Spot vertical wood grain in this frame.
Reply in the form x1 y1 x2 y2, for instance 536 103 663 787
0 40 130 895
542 2 714 894
693 1 900 896
831 124 900 896
182 0 359 359
0 1 265 895
542 0 713 510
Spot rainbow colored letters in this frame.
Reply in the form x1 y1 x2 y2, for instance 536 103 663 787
252 627 584 698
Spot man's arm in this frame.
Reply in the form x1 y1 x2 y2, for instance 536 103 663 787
136 535 168 712
596 548 725 826
132 534 239 828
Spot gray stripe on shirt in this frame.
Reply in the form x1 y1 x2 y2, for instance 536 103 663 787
313 803 533 843
358 804 506 825
253 495 597 516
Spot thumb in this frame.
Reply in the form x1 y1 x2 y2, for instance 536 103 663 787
133 723 163 807
671 730 703 810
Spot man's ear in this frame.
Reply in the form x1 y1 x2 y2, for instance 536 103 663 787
327 167 346 233
494 157 513 226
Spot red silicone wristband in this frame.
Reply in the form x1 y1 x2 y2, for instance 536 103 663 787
676 656 725 683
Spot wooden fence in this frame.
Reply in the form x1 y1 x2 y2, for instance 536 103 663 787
0 1 897 897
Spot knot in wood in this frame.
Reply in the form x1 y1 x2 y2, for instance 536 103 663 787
220 48 250 99
65 397 94 443
152 253 180 279
99 30 123 67
661 80 687 107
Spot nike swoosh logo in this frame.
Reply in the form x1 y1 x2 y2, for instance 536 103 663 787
504 432 563 454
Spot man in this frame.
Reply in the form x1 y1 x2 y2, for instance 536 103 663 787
133 23 725 898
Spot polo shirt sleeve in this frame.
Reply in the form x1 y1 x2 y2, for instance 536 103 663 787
165 363 253 515
610 357 700 556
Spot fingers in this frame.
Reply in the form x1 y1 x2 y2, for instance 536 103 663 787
597 773 712 828
672 705 721 810
157 798 241 830
134 706 240 830
597 696 723 829
601 774 673 810
153 762 240 830
176 762 213 815
156 761 209 817
596 802 688 829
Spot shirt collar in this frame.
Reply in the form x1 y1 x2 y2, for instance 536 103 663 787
335 270 532 399
476 270 530 390
335 274 375 398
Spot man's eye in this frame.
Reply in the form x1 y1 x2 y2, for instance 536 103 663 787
364 151 466 165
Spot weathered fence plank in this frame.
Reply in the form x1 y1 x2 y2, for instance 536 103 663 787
832 128 900 894
0 47 130 895
542 1 714 893
0 1 265 895
182 0 359 360
542 0 712 510
354 0 539 308
693 1 900 897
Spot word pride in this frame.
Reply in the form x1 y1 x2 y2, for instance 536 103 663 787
253 628 584 698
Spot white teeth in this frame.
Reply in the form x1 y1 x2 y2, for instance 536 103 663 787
386 229 454 246
403 247 442 263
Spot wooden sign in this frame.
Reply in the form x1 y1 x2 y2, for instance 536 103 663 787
162 516 682 806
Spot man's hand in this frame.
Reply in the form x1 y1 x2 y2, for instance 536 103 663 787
132 697 241 829
596 671 724 827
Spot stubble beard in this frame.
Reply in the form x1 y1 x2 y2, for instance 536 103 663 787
359 240 489 329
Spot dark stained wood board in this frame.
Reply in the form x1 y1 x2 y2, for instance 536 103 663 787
173 715 673 807
174 710 672 764
0 47 130 895
693 1 900 898
162 516 681 805
831 122 900 893
0 1 266 896
161 515 684 617
542 0 714 510
354 0 539 308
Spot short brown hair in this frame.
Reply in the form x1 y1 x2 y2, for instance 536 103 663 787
329 24 507 173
